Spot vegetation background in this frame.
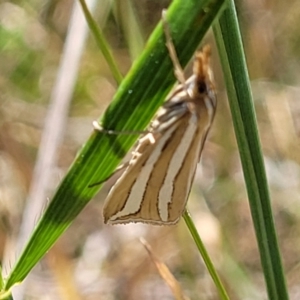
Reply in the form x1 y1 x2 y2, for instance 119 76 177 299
0 0 299 299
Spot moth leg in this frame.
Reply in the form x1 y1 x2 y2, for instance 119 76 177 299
93 120 149 135
162 10 187 89
138 132 156 144
89 132 155 187
88 161 131 188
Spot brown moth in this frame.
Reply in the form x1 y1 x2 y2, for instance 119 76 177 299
95 13 217 225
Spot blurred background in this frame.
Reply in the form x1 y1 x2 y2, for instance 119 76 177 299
0 0 300 299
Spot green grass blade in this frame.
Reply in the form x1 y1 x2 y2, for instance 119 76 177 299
78 0 123 84
213 1 289 299
0 268 12 300
0 293 13 300
0 268 3 291
114 0 145 60
183 210 230 300
4 0 226 290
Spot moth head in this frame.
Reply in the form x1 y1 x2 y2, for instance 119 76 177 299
193 45 215 96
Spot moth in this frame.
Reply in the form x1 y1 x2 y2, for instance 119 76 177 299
94 14 217 225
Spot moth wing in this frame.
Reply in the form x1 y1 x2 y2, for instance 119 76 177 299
103 106 211 225
102 132 160 224
166 108 211 223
